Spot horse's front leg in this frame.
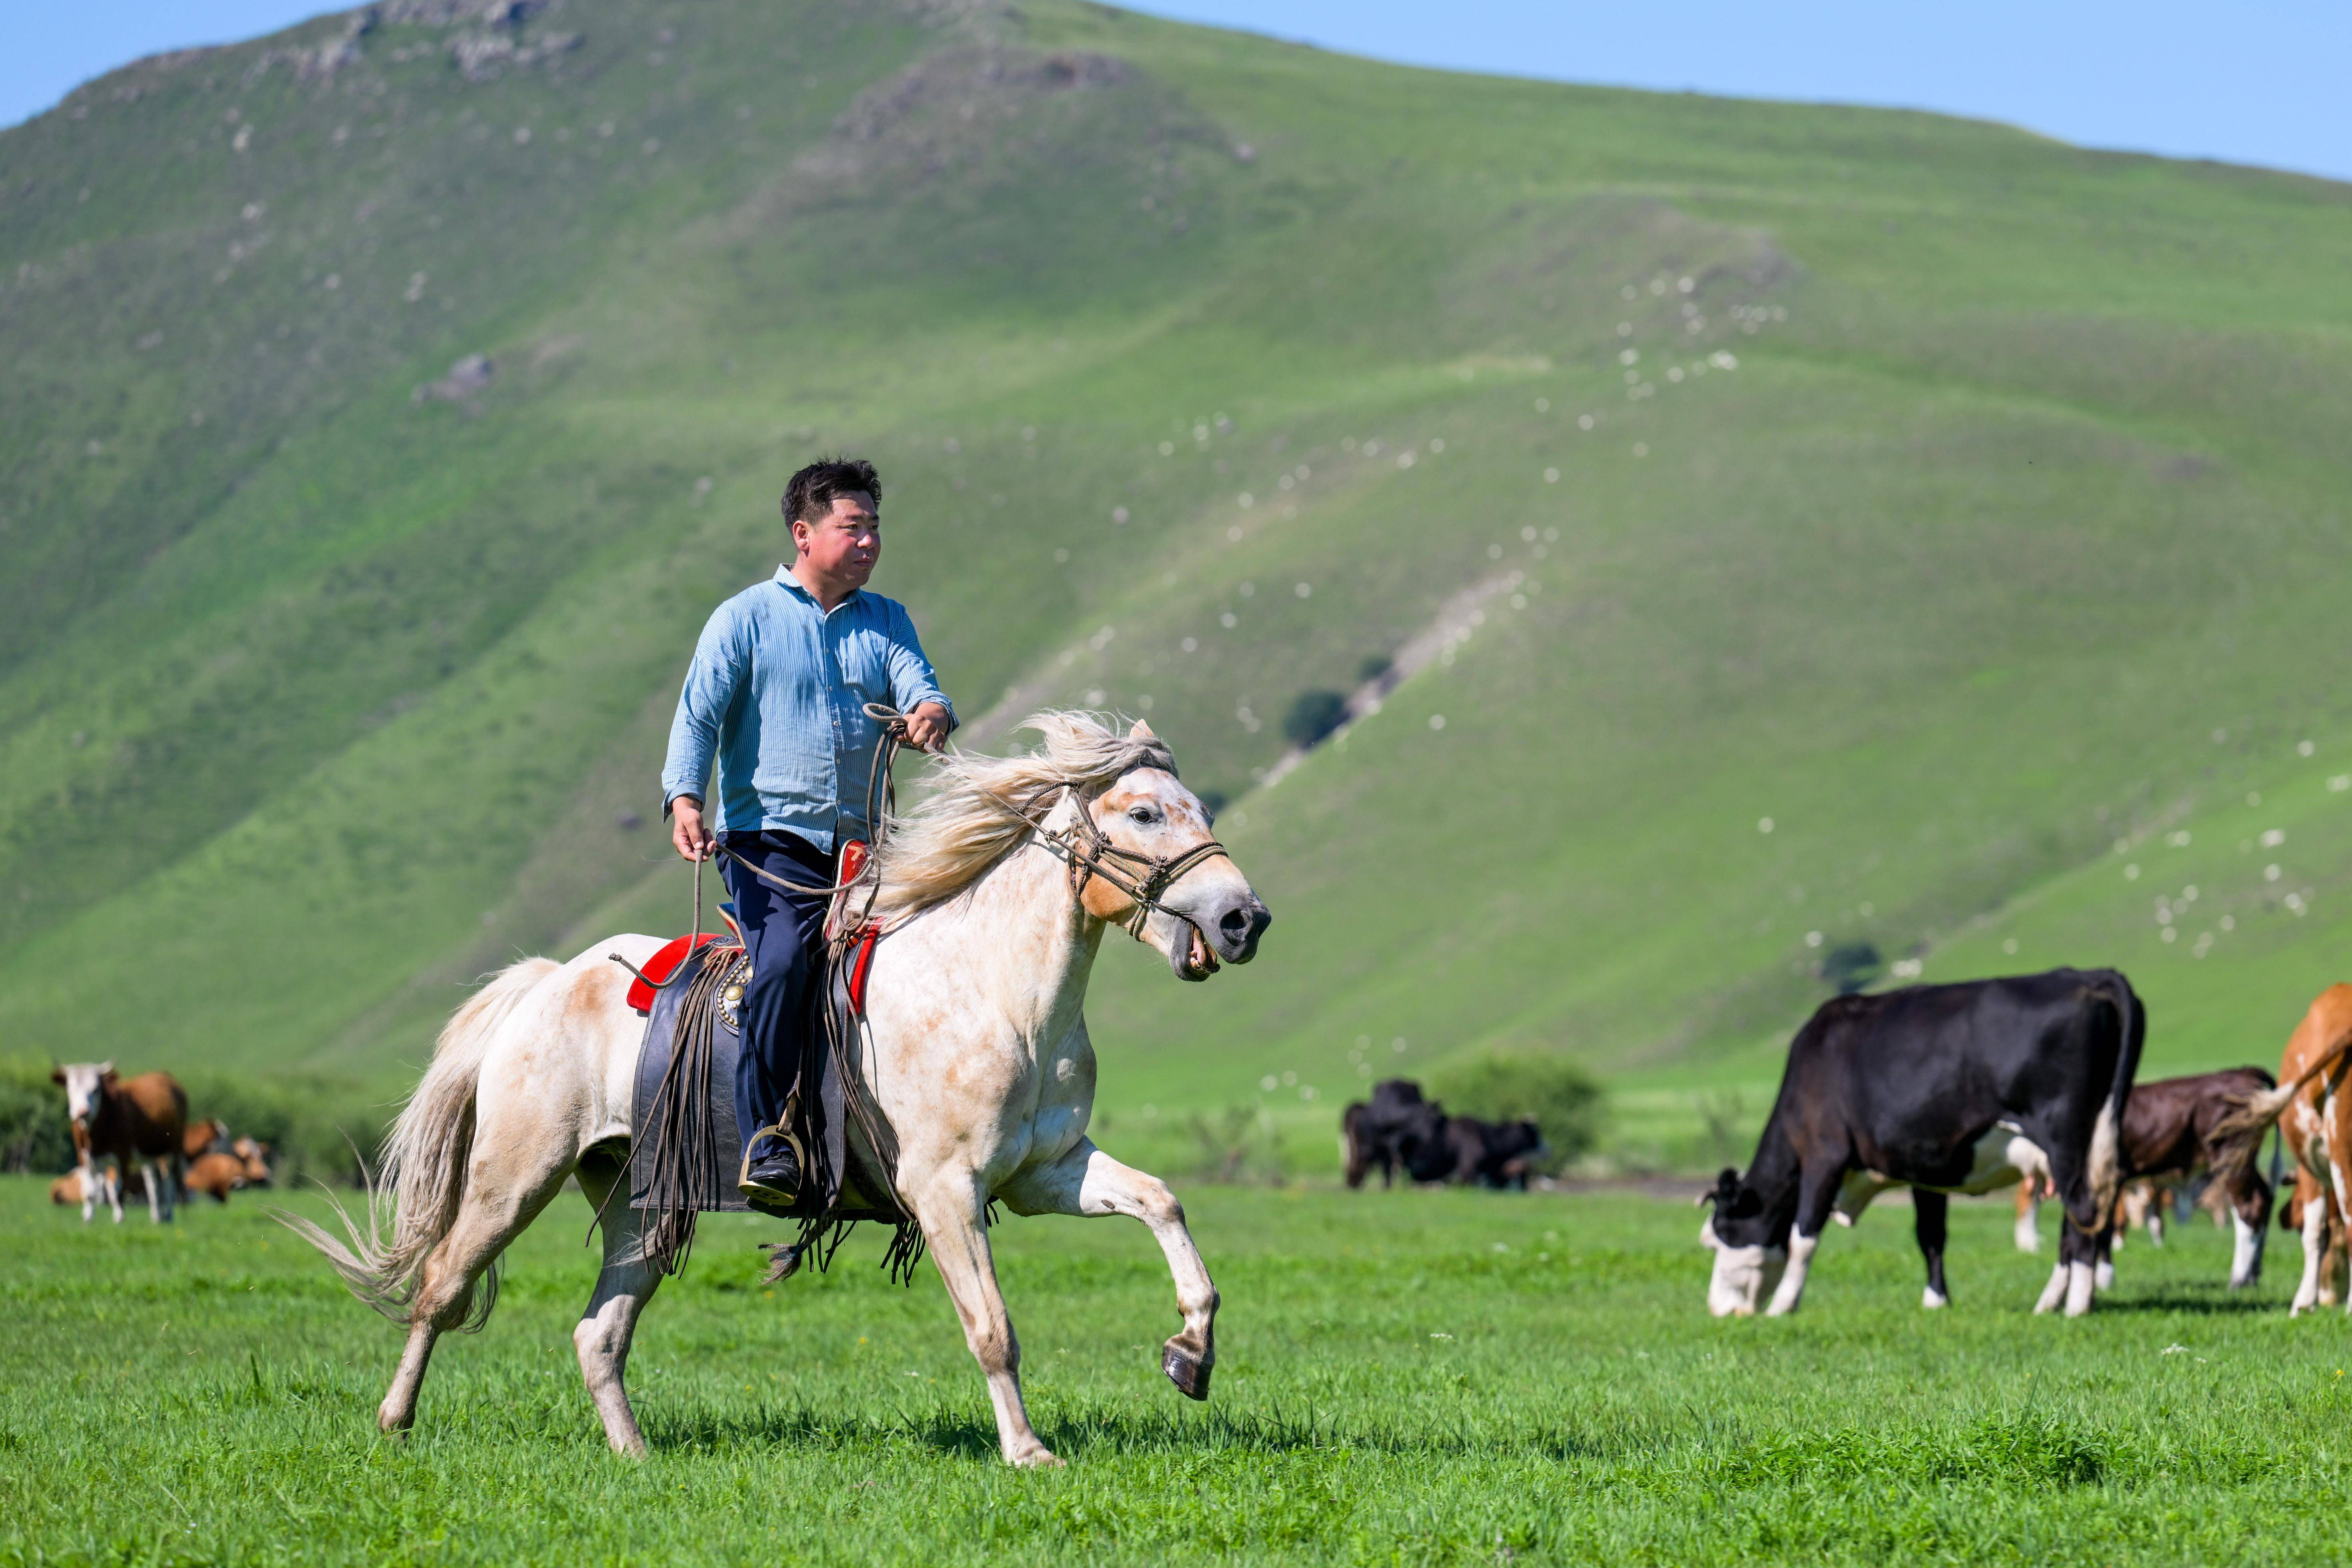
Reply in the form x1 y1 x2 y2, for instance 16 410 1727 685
910 1169 1057 1467
1001 1139 1219 1400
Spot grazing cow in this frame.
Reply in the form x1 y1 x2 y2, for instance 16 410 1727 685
1340 1079 1452 1188
1443 1116 1547 1188
51 1062 187 1224
2110 1069 2276 1288
1701 969 2142 1318
2206 984 2352 1316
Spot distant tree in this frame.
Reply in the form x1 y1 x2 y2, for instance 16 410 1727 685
1283 689 1349 748
1357 654 1394 684
1820 941 1884 995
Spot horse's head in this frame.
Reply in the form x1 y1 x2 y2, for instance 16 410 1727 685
50 1061 114 1126
1083 720 1271 982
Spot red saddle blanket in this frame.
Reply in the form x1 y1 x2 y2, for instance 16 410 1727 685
626 931 720 1016
627 927 880 1017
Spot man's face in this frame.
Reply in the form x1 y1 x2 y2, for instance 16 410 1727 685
793 493 881 587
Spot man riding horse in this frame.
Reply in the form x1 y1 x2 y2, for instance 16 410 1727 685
661 457 954 1213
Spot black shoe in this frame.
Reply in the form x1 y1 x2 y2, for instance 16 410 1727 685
738 1126 803 1213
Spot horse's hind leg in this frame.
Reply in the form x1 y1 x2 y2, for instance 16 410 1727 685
572 1150 661 1457
1001 1140 1220 1401
379 1133 574 1435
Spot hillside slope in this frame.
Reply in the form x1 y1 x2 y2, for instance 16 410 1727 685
4 0 2350 1124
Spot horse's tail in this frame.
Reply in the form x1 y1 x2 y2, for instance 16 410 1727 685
2083 971 2143 1228
278 957 558 1331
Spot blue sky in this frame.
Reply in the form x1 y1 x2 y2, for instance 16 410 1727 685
7 1 2347 184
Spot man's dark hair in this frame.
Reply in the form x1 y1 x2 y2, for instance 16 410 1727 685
783 457 881 527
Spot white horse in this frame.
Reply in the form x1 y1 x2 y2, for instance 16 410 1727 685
289 714 1270 1467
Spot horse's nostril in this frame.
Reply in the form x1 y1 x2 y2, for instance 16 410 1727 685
1219 908 1250 940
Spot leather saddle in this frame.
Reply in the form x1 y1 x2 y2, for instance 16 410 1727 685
623 917 898 1229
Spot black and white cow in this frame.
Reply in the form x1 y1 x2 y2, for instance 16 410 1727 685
1701 969 2143 1319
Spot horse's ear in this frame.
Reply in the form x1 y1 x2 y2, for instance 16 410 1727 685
1129 718 1158 740
98 1061 117 1084
50 1066 65 1085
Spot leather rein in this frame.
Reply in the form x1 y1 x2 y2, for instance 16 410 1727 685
712 704 1229 949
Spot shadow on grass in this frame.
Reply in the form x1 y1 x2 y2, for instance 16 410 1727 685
643 1396 1651 1464
2092 1293 2281 1316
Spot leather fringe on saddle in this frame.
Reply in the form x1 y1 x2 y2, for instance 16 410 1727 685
634 945 747 1277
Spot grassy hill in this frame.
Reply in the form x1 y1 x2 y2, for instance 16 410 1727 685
4 0 2352 1164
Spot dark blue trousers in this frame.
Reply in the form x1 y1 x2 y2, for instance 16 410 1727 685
719 830 835 1163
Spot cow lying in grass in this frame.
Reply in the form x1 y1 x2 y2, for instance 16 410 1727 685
185 1142 272 1203
1701 969 2141 1318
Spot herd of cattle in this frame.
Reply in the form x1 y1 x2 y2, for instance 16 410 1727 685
43 1063 272 1222
1347 969 2352 1323
39 971 2352 1324
1339 1079 1549 1190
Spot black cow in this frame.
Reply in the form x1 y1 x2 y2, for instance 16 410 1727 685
1701 969 2143 1318
1444 1116 1548 1189
1341 1079 1451 1188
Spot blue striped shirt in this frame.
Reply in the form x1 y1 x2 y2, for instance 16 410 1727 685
660 568 953 850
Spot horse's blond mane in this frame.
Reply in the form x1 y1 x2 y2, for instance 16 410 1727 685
873 711 1176 919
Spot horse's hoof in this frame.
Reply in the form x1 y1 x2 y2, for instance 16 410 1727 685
1006 1444 1062 1468
1162 1343 1212 1400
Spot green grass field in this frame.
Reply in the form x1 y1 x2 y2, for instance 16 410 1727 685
6 1173 2349 1564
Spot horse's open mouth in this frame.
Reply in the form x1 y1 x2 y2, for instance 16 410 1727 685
1179 923 1222 981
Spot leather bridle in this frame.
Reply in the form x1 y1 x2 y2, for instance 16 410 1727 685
1017 783 1231 942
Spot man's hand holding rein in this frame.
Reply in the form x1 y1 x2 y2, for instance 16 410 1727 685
670 796 716 862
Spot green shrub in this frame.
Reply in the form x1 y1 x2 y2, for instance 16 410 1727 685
1423 1047 1604 1172
176 1070 393 1189
1182 1104 1288 1186
0 1055 74 1174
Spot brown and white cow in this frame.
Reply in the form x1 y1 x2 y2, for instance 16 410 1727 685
51 1062 187 1224
184 1142 271 1203
2207 985 2352 1315
182 1118 231 1161
2282 1164 2347 1307
50 1169 101 1207
2108 1069 2277 1288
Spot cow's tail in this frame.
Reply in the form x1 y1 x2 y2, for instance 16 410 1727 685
2211 1019 2352 1179
277 957 557 1331
2084 972 2144 1228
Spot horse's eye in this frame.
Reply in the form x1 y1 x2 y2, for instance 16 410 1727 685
1127 806 1156 825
